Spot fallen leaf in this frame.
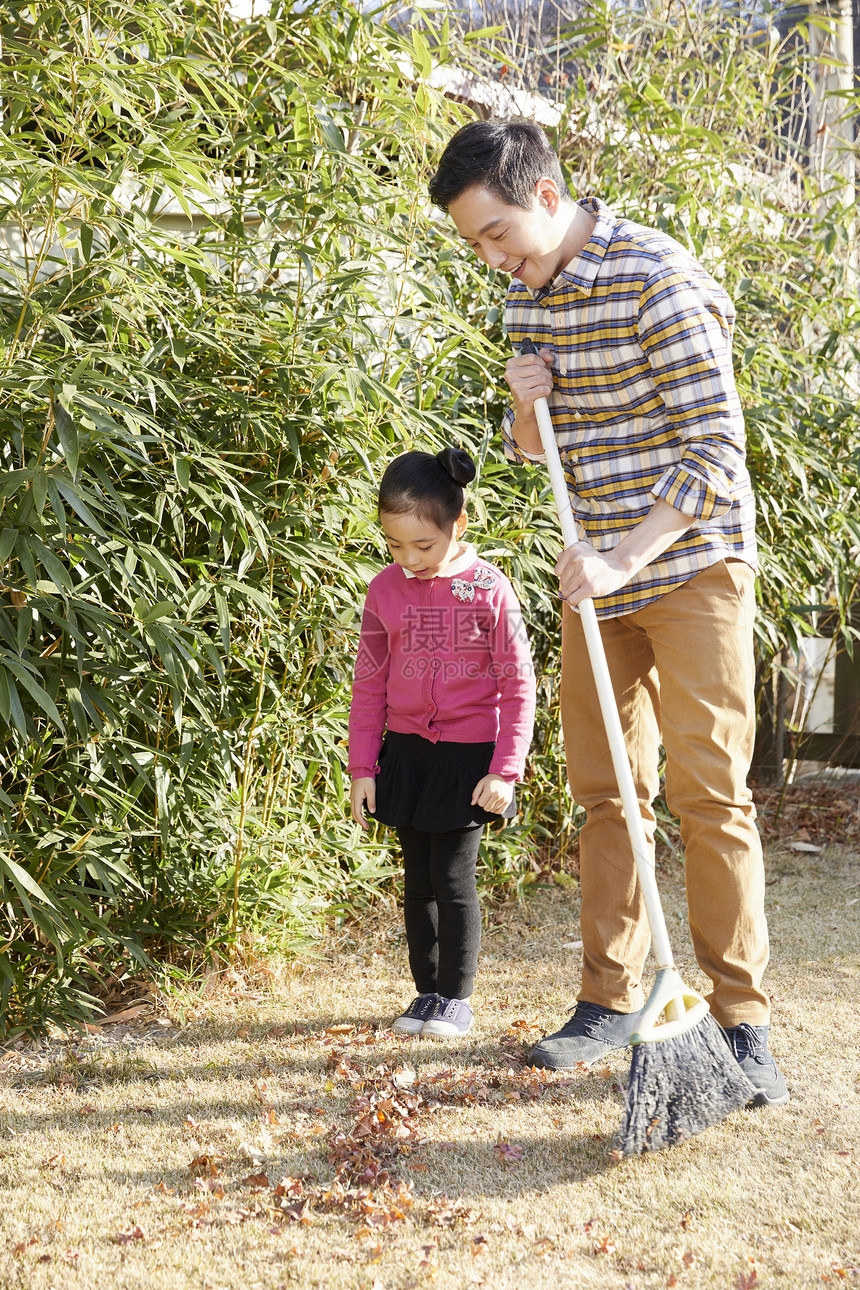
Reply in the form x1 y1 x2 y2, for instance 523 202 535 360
113 1224 146 1245
493 1139 524 1165
238 1140 267 1163
281 1199 311 1222
13 1238 38 1257
253 1079 272 1105
94 1004 150 1026
787 841 822 853
40 1153 68 1171
187 1153 226 1173
242 1172 271 1189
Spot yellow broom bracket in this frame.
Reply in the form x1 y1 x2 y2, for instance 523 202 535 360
629 967 710 1045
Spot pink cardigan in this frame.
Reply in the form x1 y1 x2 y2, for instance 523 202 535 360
348 544 535 783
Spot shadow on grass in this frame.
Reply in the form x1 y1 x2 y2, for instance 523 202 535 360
0 1046 630 1194
0 1129 622 1197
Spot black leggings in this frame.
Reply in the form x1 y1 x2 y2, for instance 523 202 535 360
398 824 483 1000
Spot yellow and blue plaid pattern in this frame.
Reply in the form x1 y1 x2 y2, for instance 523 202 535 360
502 197 757 619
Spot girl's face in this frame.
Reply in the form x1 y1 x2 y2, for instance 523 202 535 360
380 509 467 580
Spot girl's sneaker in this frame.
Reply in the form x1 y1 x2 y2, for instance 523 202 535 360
392 993 440 1034
421 996 473 1038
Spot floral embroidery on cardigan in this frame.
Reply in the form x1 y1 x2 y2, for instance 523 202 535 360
450 568 497 603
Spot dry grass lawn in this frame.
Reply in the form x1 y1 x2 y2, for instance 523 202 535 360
0 837 858 1290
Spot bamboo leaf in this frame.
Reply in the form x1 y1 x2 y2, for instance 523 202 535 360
53 402 80 480
0 853 59 912
4 660 64 730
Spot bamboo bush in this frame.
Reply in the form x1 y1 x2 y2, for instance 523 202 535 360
0 0 857 1033
0 0 568 1034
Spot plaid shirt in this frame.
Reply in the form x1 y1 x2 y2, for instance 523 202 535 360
502 197 757 618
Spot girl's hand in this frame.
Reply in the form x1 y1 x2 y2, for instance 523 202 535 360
471 774 514 815
350 777 376 830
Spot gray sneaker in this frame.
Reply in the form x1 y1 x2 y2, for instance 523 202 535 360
724 1023 789 1107
392 993 439 1034
528 1000 634 1069
421 996 473 1038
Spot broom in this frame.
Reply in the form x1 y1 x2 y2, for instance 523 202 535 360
519 339 756 1155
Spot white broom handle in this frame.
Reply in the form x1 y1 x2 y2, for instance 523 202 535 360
525 366 675 970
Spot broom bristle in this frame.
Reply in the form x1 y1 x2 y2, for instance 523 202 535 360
617 1012 757 1156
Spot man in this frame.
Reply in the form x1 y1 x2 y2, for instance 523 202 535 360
428 120 788 1105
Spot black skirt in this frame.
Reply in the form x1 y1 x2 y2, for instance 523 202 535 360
371 731 517 833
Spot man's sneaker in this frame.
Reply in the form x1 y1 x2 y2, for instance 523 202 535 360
724 1023 790 1107
421 996 473 1038
392 993 439 1035
528 1000 634 1069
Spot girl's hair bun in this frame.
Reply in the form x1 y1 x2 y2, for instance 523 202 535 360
436 446 477 486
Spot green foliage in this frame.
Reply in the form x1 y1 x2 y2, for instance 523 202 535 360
0 0 857 1033
0 0 566 1033
542 0 860 651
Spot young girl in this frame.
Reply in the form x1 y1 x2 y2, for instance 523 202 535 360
348 446 535 1038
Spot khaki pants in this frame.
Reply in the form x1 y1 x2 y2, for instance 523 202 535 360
560 560 770 1027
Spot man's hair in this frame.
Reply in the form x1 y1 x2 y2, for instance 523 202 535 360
428 120 570 212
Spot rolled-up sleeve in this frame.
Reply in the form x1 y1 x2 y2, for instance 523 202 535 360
501 405 547 466
638 268 746 521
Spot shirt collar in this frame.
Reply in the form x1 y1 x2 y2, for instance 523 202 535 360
401 543 478 580
531 195 614 303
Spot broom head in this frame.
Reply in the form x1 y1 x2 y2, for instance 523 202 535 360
617 968 757 1156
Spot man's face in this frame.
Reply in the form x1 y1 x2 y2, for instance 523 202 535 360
447 181 567 291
